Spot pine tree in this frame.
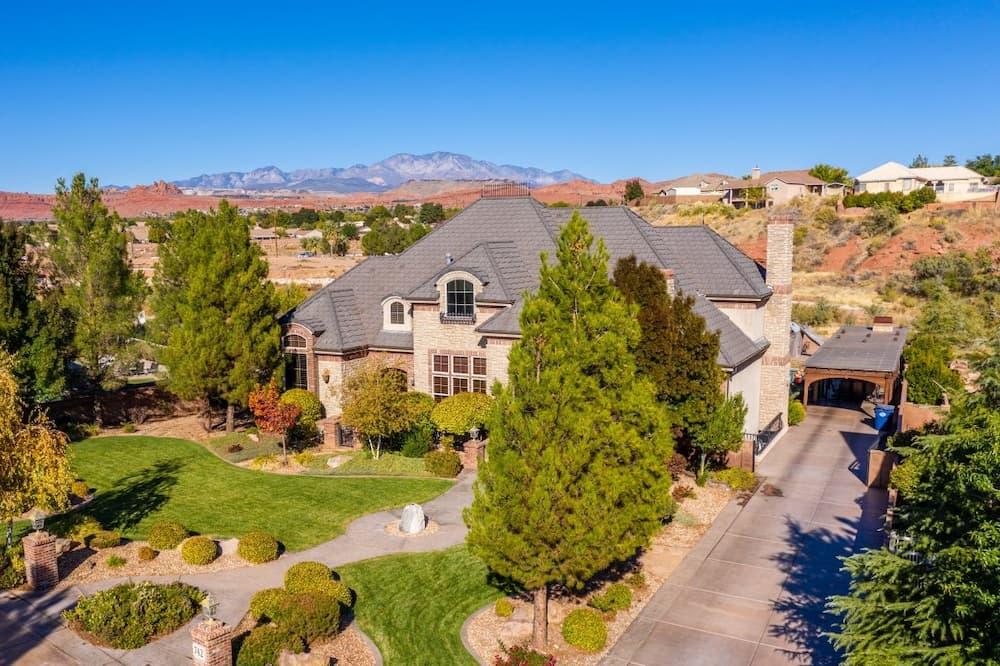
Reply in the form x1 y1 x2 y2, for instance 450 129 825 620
624 179 645 202
50 174 145 422
464 213 672 649
612 256 724 443
152 201 281 431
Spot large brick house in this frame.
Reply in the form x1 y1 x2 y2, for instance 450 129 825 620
281 196 792 441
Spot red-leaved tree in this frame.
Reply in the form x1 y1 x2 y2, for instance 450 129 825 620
248 381 301 465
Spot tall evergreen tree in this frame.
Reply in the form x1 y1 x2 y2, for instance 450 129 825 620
464 213 672 649
152 201 281 430
0 220 71 403
612 256 724 443
50 174 144 421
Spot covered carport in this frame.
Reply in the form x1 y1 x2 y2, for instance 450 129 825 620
803 321 907 407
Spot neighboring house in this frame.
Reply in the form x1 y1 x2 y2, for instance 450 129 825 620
721 167 847 209
854 161 994 202
282 196 793 441
655 173 734 204
250 227 279 241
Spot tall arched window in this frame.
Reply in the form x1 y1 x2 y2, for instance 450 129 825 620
283 334 308 389
446 279 474 318
284 334 306 348
390 301 405 325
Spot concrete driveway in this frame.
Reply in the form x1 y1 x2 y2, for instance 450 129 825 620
604 404 887 666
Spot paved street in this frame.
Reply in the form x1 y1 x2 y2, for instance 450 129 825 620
605 404 888 666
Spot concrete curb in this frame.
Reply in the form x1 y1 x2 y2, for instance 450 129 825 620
352 621 384 666
460 602 494 666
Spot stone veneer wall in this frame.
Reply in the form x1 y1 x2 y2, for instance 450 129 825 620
758 215 795 431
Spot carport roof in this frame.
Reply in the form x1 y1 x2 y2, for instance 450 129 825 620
805 325 908 374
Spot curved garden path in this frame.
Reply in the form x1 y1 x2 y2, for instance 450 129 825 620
0 472 475 665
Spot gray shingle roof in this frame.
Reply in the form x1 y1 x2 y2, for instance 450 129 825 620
286 198 772 365
692 295 769 368
805 326 908 373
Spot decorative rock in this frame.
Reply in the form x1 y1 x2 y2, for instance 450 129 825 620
399 504 425 534
218 538 240 556
326 456 347 469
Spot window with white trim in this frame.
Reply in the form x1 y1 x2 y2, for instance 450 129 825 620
431 353 487 399
390 301 404 324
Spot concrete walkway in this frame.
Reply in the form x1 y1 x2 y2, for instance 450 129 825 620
604 404 888 666
0 472 475 665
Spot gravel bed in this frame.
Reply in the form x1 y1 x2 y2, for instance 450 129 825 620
59 540 252 584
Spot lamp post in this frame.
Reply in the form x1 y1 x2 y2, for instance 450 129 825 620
27 508 46 533
201 592 219 623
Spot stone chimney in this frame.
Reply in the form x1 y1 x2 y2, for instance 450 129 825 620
751 166 761 181
872 315 894 334
758 211 796 432
660 268 675 296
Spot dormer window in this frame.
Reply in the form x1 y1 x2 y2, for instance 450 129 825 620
446 279 474 318
390 301 404 325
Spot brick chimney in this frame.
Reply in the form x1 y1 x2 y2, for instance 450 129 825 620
758 211 796 432
660 268 675 296
751 166 761 181
872 315 894 334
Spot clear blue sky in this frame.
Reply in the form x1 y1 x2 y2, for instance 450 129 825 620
2 1 998 192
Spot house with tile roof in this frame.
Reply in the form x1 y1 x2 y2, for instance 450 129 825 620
721 167 848 209
281 196 793 442
854 161 995 202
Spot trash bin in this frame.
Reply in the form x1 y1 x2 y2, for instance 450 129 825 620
873 404 895 430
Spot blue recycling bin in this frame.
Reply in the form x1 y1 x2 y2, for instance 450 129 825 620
873 404 895 430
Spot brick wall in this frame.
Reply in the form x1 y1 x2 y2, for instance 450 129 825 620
412 302 511 395
758 215 795 431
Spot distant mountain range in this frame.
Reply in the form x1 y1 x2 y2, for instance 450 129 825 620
172 152 589 193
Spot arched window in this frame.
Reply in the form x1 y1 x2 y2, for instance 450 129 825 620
446 279 474 318
390 301 405 325
284 334 306 348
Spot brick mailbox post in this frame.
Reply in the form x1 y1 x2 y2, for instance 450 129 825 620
191 619 233 666
22 531 59 590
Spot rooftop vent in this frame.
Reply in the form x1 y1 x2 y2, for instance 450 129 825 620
445 253 454 265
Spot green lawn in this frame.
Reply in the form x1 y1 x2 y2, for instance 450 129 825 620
339 546 505 665
59 436 453 551
310 452 431 477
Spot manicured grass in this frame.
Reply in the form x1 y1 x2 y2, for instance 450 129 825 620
340 546 505 665
310 452 430 477
61 436 452 552
204 431 282 463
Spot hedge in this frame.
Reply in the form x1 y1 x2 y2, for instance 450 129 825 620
249 589 340 642
238 532 279 564
424 447 462 477
181 536 218 565
430 392 493 435
284 561 332 591
562 608 607 652
62 582 202 649
148 521 188 550
236 625 305 666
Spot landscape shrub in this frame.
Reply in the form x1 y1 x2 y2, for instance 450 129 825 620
70 480 90 499
138 546 157 561
121 423 137 433
695 471 709 487
62 581 202 649
792 298 837 327
672 485 696 502
148 521 188 550
813 206 839 228
625 572 646 589
181 536 218 565
249 454 277 470
561 608 607 652
667 452 688 480
713 468 757 491
431 392 493 436
291 451 314 466
89 530 121 549
238 532 280 564
890 458 922 496
284 561 332 591
0 544 26 590
788 399 806 426
263 591 341 641
493 642 556 666
280 388 324 442
249 588 288 621
236 625 306 666
495 597 514 618
308 578 353 606
844 188 935 213
424 447 462 477
793 225 808 247
106 555 127 568
588 583 632 613
905 334 964 404
861 204 900 237
56 514 103 543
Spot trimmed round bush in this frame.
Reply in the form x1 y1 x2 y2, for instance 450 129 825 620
70 480 90 499
788 399 806 426
236 625 305 666
431 392 493 435
249 588 288 621
56 514 103 543
309 578 352 607
562 608 607 652
180 536 218 565
280 389 324 425
89 530 121 550
494 597 514 618
424 447 462 477
238 532 279 564
588 583 632 613
284 561 332 592
62 582 202 649
137 546 157 561
148 521 188 550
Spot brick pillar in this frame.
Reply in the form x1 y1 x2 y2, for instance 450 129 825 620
759 213 795 432
191 619 232 666
22 532 58 590
461 440 486 470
